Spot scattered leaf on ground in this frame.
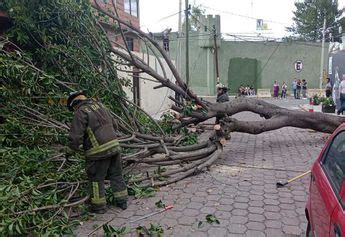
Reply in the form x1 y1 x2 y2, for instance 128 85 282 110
206 214 220 224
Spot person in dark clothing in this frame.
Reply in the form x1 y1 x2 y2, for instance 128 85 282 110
296 79 301 99
325 78 332 98
162 28 172 52
302 79 307 98
66 91 128 214
216 84 229 123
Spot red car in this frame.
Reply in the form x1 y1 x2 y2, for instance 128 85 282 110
305 123 345 237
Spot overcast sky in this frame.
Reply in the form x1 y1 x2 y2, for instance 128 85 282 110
140 0 345 39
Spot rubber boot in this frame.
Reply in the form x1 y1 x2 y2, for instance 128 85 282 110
89 204 107 214
116 200 128 210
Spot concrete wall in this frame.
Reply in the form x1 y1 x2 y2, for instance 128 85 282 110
220 41 328 92
156 38 329 96
116 52 175 119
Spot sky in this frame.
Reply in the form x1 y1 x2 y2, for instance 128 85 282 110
140 0 345 40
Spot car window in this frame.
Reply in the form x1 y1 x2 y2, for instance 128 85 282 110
322 131 345 196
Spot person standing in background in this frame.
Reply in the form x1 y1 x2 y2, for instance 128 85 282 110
337 74 345 115
333 72 341 111
296 79 301 99
216 84 229 123
292 79 297 99
325 78 332 98
273 81 279 99
281 82 287 99
301 79 307 98
162 28 172 52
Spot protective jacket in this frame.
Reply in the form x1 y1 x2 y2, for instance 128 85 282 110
69 99 120 160
216 92 229 103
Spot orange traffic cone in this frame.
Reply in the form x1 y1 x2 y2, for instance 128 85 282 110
309 97 314 112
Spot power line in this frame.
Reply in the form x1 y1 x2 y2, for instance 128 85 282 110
202 5 290 26
257 43 280 77
140 10 183 29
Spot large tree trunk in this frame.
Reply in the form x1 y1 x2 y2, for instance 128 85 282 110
212 97 345 134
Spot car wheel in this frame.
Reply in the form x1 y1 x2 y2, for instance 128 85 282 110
306 222 313 237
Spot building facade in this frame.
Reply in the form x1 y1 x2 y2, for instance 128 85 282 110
95 0 140 52
147 15 329 96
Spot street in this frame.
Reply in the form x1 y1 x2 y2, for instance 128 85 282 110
77 98 325 237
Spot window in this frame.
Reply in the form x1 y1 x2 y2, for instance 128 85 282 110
125 37 134 51
322 131 345 195
124 0 130 14
133 71 140 106
124 0 138 17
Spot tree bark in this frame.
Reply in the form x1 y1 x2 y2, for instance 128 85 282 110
213 97 345 134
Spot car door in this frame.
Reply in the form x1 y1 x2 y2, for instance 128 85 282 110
310 130 345 237
330 202 345 237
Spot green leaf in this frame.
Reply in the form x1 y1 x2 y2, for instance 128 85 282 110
15 223 22 235
155 200 166 208
206 214 220 224
136 225 147 234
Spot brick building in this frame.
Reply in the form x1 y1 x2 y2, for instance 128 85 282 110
96 0 140 52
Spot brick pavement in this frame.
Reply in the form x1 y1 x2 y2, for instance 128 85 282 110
76 99 326 237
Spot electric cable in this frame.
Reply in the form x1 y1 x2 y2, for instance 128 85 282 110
140 10 183 30
202 5 290 26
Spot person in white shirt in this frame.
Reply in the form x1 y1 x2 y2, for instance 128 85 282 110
333 76 341 110
337 74 345 115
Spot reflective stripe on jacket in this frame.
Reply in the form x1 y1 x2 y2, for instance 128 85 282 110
69 99 120 160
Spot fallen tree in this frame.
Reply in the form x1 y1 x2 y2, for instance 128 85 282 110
1 0 345 235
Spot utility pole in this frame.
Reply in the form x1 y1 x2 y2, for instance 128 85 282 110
213 25 220 84
185 0 190 86
178 0 182 36
319 18 326 89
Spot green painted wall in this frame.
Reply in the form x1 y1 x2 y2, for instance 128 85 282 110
220 41 328 94
228 58 259 94
144 37 329 96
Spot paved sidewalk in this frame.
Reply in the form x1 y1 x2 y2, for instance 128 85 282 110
76 100 327 237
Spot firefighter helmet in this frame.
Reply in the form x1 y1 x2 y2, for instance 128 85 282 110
67 90 86 111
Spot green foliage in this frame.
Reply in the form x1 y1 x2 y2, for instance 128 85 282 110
103 224 131 237
288 0 341 41
0 0 162 235
205 214 220 224
197 214 220 229
0 147 87 236
134 110 164 135
153 166 168 181
0 0 171 235
128 186 156 199
313 95 335 106
0 0 123 149
179 129 198 146
182 4 206 32
136 223 164 236
155 200 166 208
313 94 321 105
321 96 335 106
159 112 175 135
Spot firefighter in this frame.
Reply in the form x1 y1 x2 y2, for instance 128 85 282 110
215 83 229 124
66 91 128 214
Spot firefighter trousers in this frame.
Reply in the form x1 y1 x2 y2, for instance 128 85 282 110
86 151 127 210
